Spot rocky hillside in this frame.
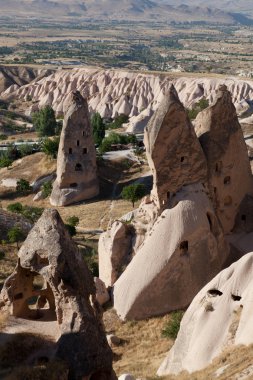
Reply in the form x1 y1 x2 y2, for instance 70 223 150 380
3 67 253 133
0 0 247 24
0 66 54 95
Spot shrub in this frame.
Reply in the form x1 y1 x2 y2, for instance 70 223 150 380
121 183 147 207
99 132 137 153
187 97 209 120
41 181 53 198
18 143 36 157
42 137 59 159
7 226 25 248
0 157 13 168
66 216 79 227
7 202 44 223
7 202 23 213
0 134 7 140
16 179 32 195
161 311 184 340
107 114 129 129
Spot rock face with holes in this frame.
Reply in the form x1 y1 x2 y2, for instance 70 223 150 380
144 85 207 210
195 85 253 233
0 209 113 380
157 252 253 376
113 183 228 320
50 91 99 206
99 221 134 287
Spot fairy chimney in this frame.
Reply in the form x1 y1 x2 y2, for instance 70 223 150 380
144 85 207 211
195 85 253 233
0 209 113 380
50 91 99 206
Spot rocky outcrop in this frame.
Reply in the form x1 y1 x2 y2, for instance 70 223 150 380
0 209 113 380
4 68 253 133
0 209 32 240
0 65 54 95
157 252 253 376
99 221 134 287
113 183 228 320
195 85 253 233
144 85 207 210
50 91 99 206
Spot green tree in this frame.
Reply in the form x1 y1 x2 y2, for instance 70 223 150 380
121 183 147 208
91 112 105 146
7 202 23 213
7 226 25 249
42 137 59 159
16 179 32 195
161 311 184 340
0 157 13 168
32 106 57 137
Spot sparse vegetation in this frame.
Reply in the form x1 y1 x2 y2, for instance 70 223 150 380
99 132 137 153
161 311 184 340
187 97 209 120
16 179 32 195
7 202 44 223
66 216 79 227
41 181 53 198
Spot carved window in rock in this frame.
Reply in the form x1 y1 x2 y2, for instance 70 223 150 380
70 183 78 188
83 148 88 154
181 156 187 164
224 176 231 185
241 214 246 221
215 161 222 173
69 148 72 154
77 140 80 147
75 163 82 172
180 240 189 255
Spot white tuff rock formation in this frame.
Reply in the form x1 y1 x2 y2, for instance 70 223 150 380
157 252 253 375
3 68 253 133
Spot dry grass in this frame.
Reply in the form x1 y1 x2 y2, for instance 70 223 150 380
165 344 253 380
103 309 173 378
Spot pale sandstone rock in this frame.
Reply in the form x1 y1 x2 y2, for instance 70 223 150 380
95 277 110 306
144 85 207 210
4 68 253 134
99 221 134 287
50 91 99 206
0 209 113 379
33 190 44 201
157 252 253 375
195 85 253 233
113 183 228 320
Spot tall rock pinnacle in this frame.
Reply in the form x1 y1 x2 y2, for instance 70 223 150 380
50 91 99 206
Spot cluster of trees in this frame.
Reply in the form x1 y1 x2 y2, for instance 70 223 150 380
7 202 44 223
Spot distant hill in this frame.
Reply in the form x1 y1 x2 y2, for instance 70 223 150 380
0 0 252 25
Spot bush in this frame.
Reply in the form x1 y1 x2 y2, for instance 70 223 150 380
41 181 53 198
32 106 57 137
99 132 137 153
18 143 36 158
161 311 184 340
107 114 129 129
7 226 25 248
0 134 7 140
7 202 44 223
0 156 13 168
121 183 147 207
16 179 32 195
7 202 23 213
42 137 59 159
66 216 79 227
